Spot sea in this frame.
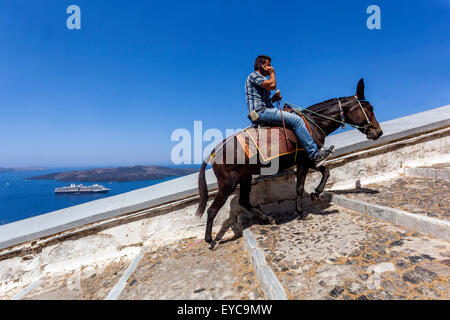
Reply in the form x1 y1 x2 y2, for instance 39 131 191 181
0 168 177 226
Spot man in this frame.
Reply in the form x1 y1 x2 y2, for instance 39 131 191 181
245 55 334 167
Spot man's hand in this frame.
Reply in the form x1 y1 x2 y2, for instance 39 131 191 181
261 63 276 90
271 90 282 103
261 64 275 75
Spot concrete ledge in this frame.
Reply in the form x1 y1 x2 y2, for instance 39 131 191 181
242 229 288 300
328 193 450 241
405 167 450 181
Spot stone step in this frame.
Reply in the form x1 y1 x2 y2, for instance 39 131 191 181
329 193 450 241
247 201 450 300
330 174 450 224
117 238 263 300
405 166 450 181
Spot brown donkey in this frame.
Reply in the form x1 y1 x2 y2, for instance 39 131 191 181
196 79 383 249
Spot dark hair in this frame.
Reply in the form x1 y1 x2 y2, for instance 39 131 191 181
254 55 271 71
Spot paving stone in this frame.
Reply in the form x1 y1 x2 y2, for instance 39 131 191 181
420 261 450 278
402 266 438 284
329 286 344 297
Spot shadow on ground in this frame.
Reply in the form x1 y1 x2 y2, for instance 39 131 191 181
216 191 346 246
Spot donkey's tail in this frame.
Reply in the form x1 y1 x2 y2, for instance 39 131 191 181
196 159 209 217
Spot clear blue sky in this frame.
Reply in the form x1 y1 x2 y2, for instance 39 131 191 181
1 0 449 167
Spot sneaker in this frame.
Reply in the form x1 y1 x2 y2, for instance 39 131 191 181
314 145 335 167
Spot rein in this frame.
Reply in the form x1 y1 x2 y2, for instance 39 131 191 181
281 97 372 133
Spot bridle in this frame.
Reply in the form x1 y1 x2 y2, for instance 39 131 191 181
338 96 373 134
354 96 373 131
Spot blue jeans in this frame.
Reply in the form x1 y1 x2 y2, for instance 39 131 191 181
256 108 318 160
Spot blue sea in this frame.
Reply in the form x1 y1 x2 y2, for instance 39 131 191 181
0 168 176 226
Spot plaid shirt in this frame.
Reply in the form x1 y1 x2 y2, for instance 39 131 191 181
245 71 273 113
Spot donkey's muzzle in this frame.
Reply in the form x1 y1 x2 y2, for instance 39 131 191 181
367 126 383 140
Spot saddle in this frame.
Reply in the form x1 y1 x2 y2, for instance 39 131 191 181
236 126 304 162
236 104 316 162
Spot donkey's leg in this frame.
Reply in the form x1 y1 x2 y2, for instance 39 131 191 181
205 187 235 244
239 175 276 224
205 175 238 249
310 165 330 201
296 161 310 220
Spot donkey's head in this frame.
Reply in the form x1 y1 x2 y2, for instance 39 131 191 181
345 78 383 140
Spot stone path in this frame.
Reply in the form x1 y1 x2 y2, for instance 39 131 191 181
336 176 450 221
248 201 450 300
118 237 264 300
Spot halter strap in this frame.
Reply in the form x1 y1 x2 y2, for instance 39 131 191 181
281 99 369 131
338 100 345 128
354 96 371 126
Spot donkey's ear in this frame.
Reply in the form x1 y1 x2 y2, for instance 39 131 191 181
356 78 365 100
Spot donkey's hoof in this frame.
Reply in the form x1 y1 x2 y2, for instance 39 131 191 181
233 232 243 239
208 241 217 250
267 216 277 225
296 211 310 220
310 192 320 202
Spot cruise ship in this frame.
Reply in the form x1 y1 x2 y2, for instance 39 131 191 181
54 184 111 194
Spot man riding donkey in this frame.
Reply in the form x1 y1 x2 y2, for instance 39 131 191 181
246 55 335 167
196 54 383 249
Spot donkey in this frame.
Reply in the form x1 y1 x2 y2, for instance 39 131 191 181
196 78 383 248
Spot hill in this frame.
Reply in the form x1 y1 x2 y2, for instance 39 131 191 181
0 167 44 172
29 165 198 182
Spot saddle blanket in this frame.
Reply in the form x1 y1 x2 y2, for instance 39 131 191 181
235 127 304 162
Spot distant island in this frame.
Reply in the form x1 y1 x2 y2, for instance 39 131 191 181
28 165 198 182
0 167 45 172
